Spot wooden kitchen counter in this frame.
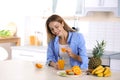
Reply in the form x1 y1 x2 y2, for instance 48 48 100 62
0 37 20 46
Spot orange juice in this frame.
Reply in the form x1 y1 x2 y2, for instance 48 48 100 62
29 35 36 45
58 59 65 70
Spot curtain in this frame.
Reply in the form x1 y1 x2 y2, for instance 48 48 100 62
52 0 58 13
76 0 83 15
52 0 83 15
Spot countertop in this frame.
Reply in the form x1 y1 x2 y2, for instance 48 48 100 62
11 46 119 57
0 60 120 80
110 53 120 59
87 50 119 58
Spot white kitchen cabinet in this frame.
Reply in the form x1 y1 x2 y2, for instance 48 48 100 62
85 0 101 7
11 46 47 64
84 0 118 15
110 59 120 71
110 53 120 71
85 0 117 7
103 0 117 7
53 0 85 16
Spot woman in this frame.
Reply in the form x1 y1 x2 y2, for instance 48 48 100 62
46 14 88 70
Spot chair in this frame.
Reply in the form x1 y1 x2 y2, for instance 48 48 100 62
0 47 8 61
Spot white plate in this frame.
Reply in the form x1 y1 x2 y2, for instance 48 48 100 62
57 71 67 77
57 70 81 77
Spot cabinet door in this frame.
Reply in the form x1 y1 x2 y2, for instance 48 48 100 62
103 0 118 7
84 0 118 16
85 0 100 7
85 0 118 7
12 49 47 63
110 59 120 71
55 0 77 16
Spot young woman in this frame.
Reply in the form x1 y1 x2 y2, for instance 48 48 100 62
46 14 88 70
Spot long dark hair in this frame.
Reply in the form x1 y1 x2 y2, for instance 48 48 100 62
46 14 75 43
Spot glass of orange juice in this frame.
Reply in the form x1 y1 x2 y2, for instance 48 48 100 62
29 35 36 45
58 59 65 70
29 35 40 46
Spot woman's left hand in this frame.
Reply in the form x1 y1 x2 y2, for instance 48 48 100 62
66 47 82 62
65 47 73 57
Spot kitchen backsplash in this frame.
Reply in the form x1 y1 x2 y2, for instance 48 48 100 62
79 21 120 52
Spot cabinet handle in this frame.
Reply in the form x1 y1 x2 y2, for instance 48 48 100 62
20 54 34 57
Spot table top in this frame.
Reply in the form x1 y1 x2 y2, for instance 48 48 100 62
0 37 20 46
110 53 120 59
0 60 120 80
87 50 119 57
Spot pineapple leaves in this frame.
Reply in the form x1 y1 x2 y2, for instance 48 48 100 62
92 40 106 58
89 40 106 69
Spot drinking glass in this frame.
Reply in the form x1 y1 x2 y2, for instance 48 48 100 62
58 58 65 70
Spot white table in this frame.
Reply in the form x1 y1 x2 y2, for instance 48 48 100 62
0 60 120 80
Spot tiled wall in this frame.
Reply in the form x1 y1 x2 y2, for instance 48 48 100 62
80 21 120 52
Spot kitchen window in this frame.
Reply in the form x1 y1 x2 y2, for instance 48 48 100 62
52 0 84 17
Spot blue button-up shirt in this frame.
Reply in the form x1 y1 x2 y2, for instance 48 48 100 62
47 32 88 69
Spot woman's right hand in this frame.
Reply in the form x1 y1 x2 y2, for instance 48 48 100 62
49 61 59 70
53 63 59 70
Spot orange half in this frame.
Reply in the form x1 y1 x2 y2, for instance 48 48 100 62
61 48 66 53
35 63 43 68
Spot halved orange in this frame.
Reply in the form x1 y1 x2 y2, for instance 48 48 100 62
72 66 82 75
35 63 43 68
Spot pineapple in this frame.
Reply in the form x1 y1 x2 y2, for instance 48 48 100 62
88 40 106 69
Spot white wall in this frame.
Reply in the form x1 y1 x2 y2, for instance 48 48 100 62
82 21 120 52
77 12 120 52
24 16 47 46
23 13 120 52
0 13 120 57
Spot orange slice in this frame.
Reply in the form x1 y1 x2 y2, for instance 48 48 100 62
72 66 82 75
61 48 66 53
35 63 43 68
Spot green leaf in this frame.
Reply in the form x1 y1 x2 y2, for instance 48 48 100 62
92 40 106 58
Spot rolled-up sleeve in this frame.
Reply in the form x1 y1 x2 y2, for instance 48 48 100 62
46 41 57 65
70 32 88 69
78 33 88 69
